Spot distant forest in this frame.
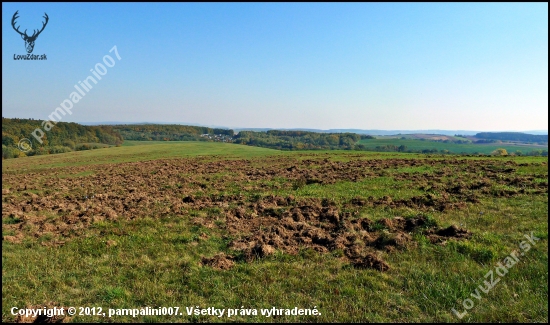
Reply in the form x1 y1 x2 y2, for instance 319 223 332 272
111 124 233 141
2 118 123 159
234 130 374 150
475 132 548 143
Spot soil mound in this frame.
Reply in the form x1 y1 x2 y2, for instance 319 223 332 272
201 253 235 270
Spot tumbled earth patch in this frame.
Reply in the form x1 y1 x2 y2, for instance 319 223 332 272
224 196 471 270
201 253 235 270
2 155 545 270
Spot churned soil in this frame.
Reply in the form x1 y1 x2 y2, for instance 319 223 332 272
201 253 235 270
224 195 471 270
2 155 546 270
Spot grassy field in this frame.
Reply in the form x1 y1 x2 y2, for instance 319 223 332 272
358 138 547 154
2 141 548 322
2 141 279 174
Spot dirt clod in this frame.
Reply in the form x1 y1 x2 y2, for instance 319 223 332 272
436 225 471 238
351 253 390 271
201 253 235 270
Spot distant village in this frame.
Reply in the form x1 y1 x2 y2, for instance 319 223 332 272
200 134 234 142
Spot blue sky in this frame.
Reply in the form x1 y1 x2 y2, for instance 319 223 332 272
2 3 548 131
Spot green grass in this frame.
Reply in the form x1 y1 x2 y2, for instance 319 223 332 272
2 142 547 322
78 142 112 148
121 140 179 146
2 141 280 174
358 138 547 154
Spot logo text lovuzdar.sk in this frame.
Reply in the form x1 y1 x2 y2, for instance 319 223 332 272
11 10 49 59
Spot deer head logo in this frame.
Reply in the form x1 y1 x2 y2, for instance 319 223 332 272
11 11 49 54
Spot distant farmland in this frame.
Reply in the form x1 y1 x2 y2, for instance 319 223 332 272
358 138 547 154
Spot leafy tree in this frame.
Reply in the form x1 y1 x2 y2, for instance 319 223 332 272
491 148 508 156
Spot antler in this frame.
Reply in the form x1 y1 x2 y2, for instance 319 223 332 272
29 13 49 39
11 10 27 37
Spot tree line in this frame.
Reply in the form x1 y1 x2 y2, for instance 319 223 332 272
2 118 123 159
112 124 234 141
234 130 374 150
